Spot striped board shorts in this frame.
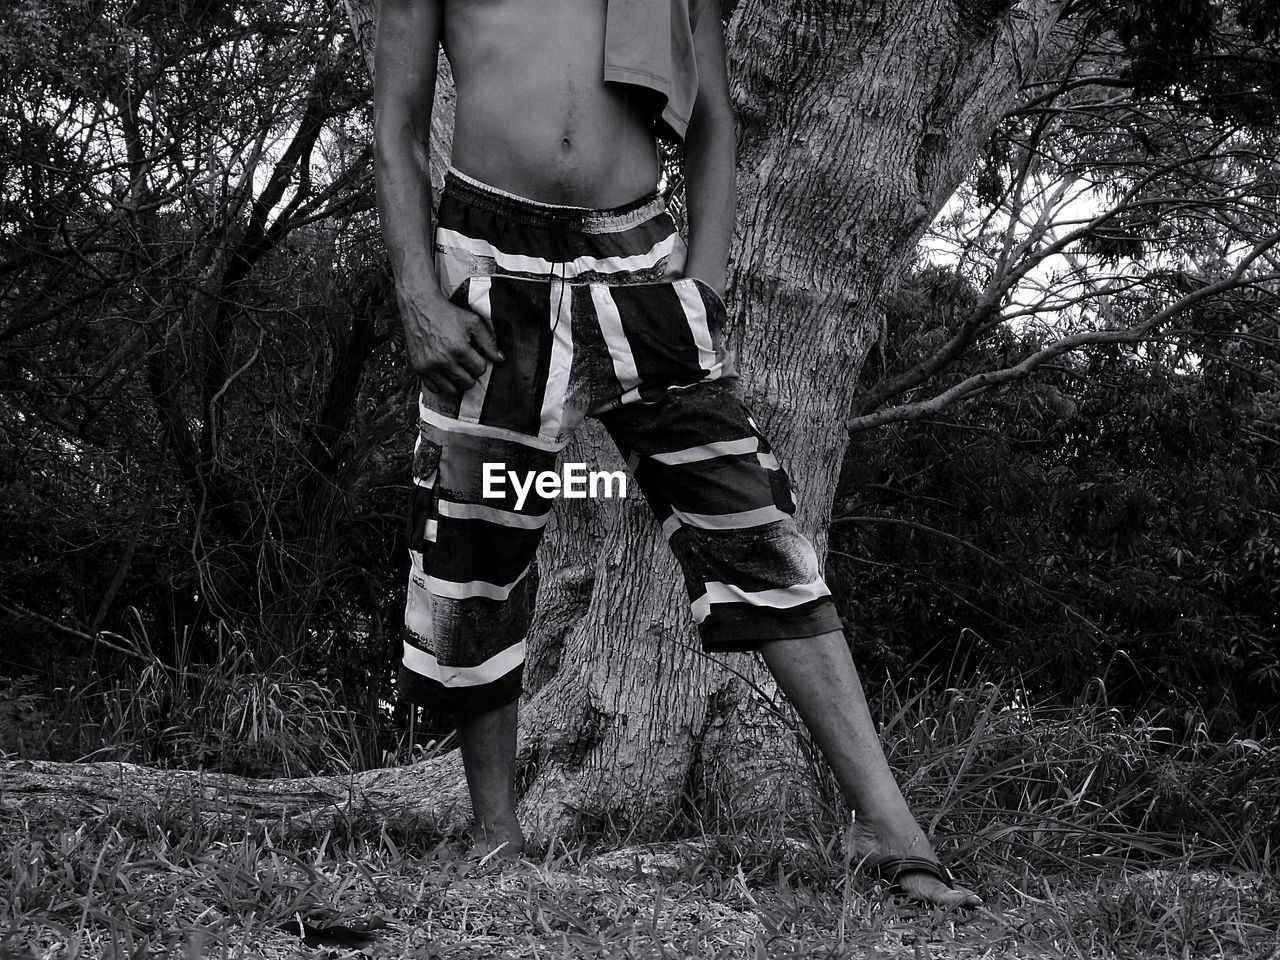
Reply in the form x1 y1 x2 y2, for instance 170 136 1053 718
399 166 843 715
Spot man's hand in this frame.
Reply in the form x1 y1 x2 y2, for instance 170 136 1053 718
397 280 505 396
681 268 728 300
376 0 490 394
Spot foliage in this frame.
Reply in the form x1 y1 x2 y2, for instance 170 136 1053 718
1069 0 1280 118
0 623 398 776
843 0 1280 727
833 264 1280 725
0 0 404 701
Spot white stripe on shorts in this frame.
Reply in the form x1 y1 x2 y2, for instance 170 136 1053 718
668 504 792 531
455 275 494 422
592 284 641 392
540 279 574 439
406 547 533 604
426 564 531 602
418 403 566 453
437 498 550 530
689 575 832 623
650 436 759 466
673 280 719 374
402 639 526 688
435 229 679 279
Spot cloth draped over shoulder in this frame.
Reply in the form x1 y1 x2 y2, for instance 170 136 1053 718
603 0 712 144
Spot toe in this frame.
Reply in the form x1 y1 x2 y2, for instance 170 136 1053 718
897 872 984 910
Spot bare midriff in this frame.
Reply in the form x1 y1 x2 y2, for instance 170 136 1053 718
442 0 663 208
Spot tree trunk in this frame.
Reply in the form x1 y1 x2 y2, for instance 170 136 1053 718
0 758 454 834
332 0 1070 843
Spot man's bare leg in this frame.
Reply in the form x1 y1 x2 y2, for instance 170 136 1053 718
456 698 525 858
758 630 983 909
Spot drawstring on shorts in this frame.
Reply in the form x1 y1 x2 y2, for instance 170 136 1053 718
550 225 569 335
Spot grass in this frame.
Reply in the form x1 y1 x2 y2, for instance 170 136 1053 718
0 787 1275 958
1 663 1277 958
0 624 397 777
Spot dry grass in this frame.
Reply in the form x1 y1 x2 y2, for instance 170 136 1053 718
0 625 389 776
1 677 1277 959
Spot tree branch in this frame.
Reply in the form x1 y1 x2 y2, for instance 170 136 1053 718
848 228 1280 433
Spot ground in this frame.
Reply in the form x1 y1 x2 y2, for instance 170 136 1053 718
3 677 1277 958
1 797 1276 960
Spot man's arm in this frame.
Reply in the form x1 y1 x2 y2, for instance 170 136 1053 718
373 0 502 395
681 0 736 299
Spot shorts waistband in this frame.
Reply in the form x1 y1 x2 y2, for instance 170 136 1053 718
443 166 667 234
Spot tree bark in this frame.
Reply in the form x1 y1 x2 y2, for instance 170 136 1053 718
0 758 463 834
3 0 1068 840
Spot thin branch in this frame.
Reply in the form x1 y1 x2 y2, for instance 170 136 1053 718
849 229 1280 433
0 600 176 675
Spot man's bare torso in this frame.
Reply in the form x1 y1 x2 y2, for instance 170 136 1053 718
443 0 663 208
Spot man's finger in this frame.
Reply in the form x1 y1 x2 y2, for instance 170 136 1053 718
468 318 505 364
441 365 478 394
455 349 488 379
419 372 449 395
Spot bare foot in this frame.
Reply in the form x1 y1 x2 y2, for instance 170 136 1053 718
464 818 526 863
846 817 984 910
